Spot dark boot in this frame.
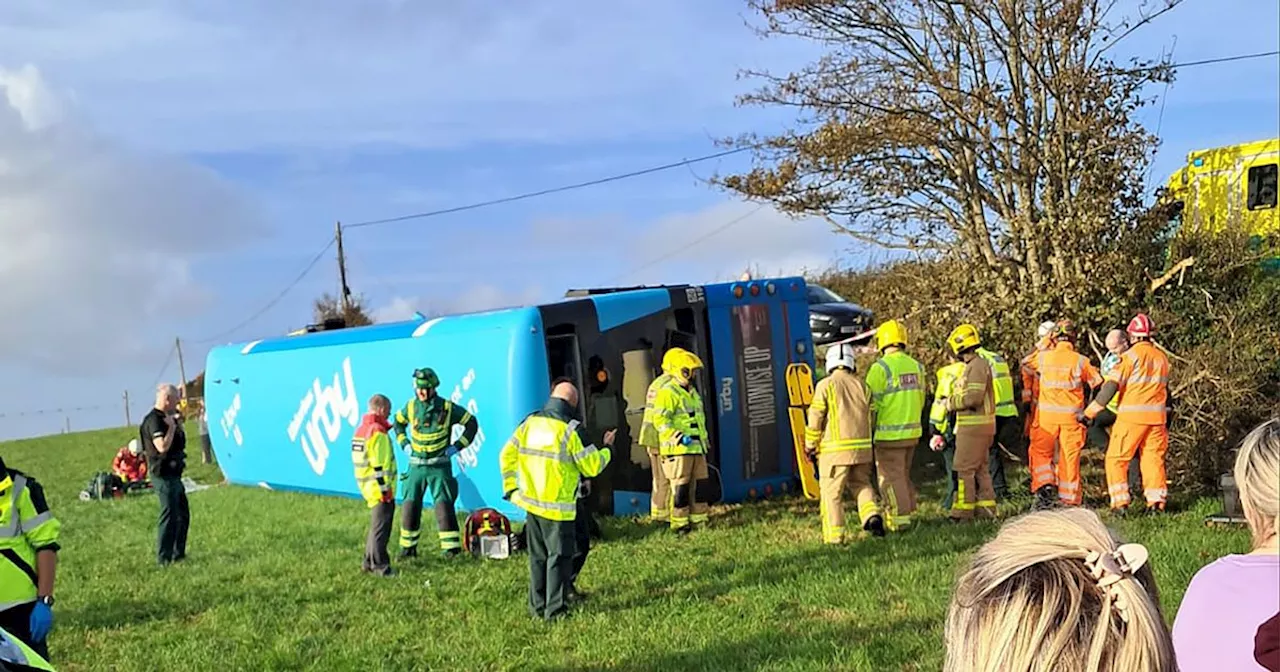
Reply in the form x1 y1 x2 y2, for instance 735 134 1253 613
863 515 887 538
398 547 418 559
1033 485 1058 511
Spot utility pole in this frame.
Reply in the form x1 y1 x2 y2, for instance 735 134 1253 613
335 221 352 318
123 390 131 427
175 337 189 401
64 417 70 434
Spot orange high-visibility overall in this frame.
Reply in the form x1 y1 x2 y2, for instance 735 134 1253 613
1028 343 1102 505
1102 341 1171 509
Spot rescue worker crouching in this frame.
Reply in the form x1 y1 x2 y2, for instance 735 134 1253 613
393 367 479 558
352 394 398 577
929 351 966 510
639 349 685 524
499 381 615 621
0 456 59 662
806 344 884 543
944 324 999 522
1082 313 1172 514
652 349 711 535
112 440 148 489
865 320 926 532
1028 320 1102 510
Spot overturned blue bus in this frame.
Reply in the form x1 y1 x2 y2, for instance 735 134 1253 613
203 277 817 522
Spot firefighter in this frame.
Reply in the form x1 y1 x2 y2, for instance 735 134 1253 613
352 394 397 576
0 456 59 661
392 367 479 558
975 337 1016 500
865 319 926 532
652 349 711 535
1082 314 1172 513
944 324 998 521
929 352 966 510
1028 320 1103 509
112 439 148 487
805 343 884 543
638 349 685 523
500 381 614 621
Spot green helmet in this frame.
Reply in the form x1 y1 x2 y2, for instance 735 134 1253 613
412 367 440 389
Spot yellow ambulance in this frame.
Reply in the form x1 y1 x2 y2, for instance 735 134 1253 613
1163 137 1279 237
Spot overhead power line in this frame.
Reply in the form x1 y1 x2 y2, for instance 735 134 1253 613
188 235 337 345
1126 50 1279 73
607 204 769 283
344 146 752 230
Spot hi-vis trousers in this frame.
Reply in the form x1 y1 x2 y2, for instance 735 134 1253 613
647 447 671 522
952 427 997 521
1029 421 1087 505
874 440 917 531
399 463 462 554
1105 421 1169 509
818 452 879 544
663 454 709 531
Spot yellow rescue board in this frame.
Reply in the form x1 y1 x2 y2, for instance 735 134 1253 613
785 363 820 500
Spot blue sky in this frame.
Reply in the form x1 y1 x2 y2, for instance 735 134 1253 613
0 0 1276 441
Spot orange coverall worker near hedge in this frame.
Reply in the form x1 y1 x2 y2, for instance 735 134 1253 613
112 440 148 484
805 345 884 544
500 383 613 621
1029 323 1102 508
352 395 397 577
639 350 686 523
944 325 998 521
1083 313 1172 511
865 320 926 532
1019 320 1059 438
0 456 59 662
652 350 711 535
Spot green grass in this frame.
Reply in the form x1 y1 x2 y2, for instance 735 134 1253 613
2 425 1249 671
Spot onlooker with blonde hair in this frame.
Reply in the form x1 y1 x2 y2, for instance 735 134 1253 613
945 508 1176 672
1173 417 1280 671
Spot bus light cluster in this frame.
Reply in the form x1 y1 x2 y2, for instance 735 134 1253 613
730 281 779 299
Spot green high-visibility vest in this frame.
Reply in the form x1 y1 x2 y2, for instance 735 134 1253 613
977 348 1017 418
865 351 926 442
0 626 54 671
930 362 966 434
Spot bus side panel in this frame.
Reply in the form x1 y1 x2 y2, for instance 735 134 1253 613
202 308 546 522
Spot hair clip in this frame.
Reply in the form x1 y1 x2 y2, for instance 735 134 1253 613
1083 543 1149 623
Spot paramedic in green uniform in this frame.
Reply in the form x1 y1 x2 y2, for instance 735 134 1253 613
393 367 479 558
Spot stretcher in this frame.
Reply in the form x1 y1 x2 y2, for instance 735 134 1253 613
785 363 820 500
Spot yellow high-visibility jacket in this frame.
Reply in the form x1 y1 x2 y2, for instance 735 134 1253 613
351 415 397 507
638 373 672 450
499 399 612 521
652 379 708 457
0 469 60 612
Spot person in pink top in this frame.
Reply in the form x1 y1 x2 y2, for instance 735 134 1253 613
1174 418 1280 671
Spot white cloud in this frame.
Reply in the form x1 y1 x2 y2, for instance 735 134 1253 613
0 64 263 374
373 284 544 323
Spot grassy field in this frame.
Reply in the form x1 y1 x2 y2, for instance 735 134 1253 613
2 424 1247 671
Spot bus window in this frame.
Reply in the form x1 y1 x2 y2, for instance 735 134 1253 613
546 332 585 418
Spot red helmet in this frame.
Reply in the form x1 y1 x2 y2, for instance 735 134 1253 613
1127 313 1154 338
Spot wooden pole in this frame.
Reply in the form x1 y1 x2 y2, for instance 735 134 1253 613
336 221 351 318
123 390 131 427
175 337 189 400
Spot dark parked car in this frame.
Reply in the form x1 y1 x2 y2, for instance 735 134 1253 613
807 284 874 346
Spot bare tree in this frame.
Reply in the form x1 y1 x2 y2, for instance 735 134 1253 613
313 291 375 327
719 0 1182 304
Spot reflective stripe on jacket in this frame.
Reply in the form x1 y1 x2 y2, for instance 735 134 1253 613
0 625 54 671
352 414 397 507
951 357 996 430
393 397 478 465
0 471 60 612
804 369 873 456
653 379 709 457
499 414 611 521
1107 341 1171 425
977 348 1017 418
1035 343 1104 425
638 373 672 450
112 448 148 482
930 362 966 434
865 351 926 442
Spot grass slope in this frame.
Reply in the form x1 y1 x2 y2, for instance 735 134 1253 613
2 425 1247 672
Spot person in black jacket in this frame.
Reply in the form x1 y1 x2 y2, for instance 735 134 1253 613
139 384 189 566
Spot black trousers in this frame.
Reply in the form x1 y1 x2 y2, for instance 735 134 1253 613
940 435 958 510
989 416 1016 498
526 513 575 620
0 602 48 661
154 476 189 564
569 498 591 591
362 501 394 575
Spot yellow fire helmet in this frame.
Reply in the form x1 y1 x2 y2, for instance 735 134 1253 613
669 349 705 385
948 323 982 355
660 347 691 375
875 319 909 351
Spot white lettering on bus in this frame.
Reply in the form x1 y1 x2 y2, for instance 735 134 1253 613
287 357 359 476
743 346 776 428
720 377 734 413
448 368 484 470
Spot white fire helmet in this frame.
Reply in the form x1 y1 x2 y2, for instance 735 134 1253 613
128 439 141 455
825 343 856 373
1036 320 1057 340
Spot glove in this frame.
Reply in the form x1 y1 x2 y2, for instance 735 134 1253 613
445 444 461 459
503 490 515 501
804 447 817 463
1076 411 1090 426
929 435 945 452
680 435 693 446
379 490 394 504
29 600 52 642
